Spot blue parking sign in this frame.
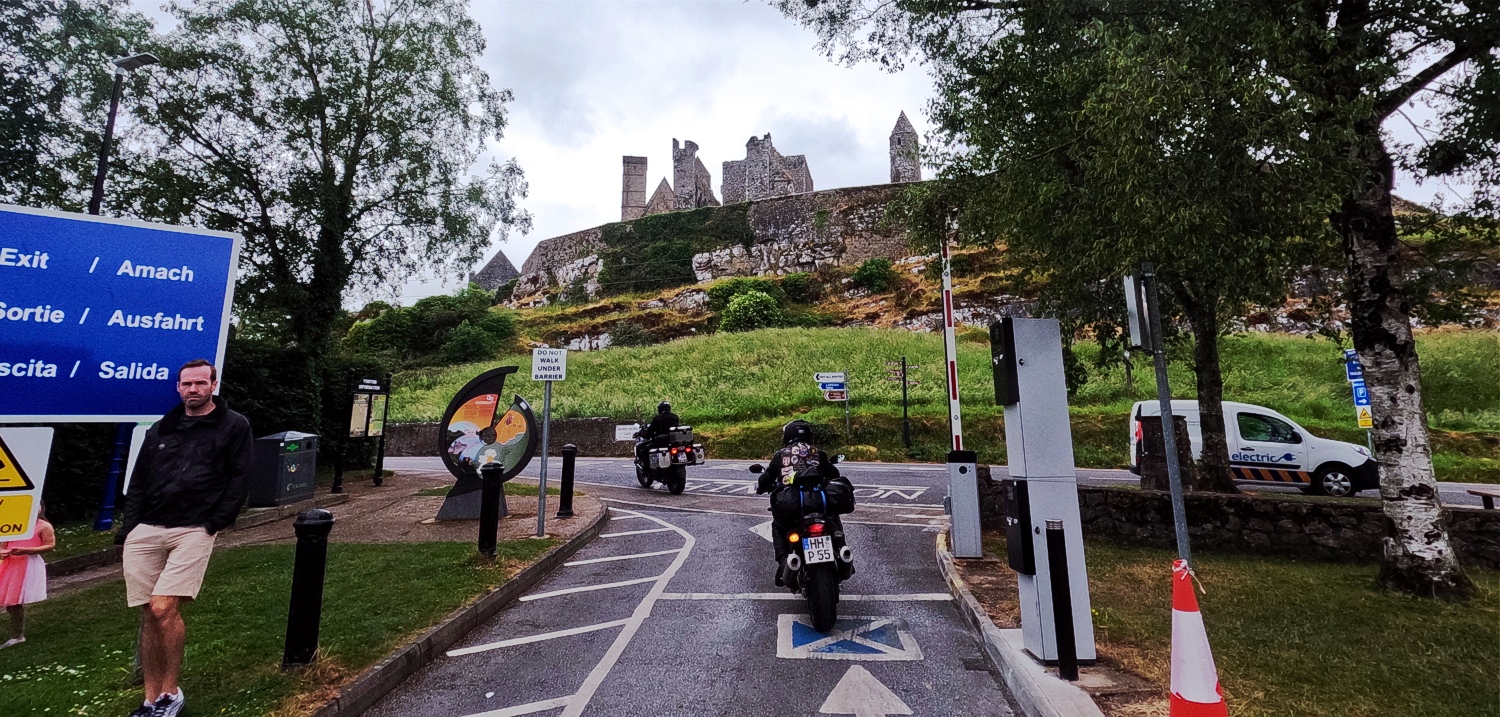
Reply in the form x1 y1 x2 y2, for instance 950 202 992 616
1350 379 1371 407
0 205 240 422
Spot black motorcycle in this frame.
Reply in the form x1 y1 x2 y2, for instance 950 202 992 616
750 458 855 632
634 425 704 495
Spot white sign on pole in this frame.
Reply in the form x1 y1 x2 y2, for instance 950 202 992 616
814 372 846 383
615 423 641 442
531 348 568 381
0 427 54 542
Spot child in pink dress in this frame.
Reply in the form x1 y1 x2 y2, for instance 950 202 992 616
0 508 55 649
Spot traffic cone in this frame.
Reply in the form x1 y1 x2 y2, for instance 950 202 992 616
1170 559 1229 716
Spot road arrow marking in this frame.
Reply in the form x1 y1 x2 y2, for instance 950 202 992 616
819 665 912 716
750 519 774 542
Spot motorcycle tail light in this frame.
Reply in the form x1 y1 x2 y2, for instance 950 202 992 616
671 447 679 454
808 522 825 535
788 532 800 543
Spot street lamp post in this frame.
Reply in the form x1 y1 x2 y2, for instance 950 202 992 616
90 51 158 537
87 51 158 216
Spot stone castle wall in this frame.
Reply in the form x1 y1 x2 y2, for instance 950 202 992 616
501 182 914 300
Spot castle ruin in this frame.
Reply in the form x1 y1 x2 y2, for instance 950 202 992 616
721 134 814 204
486 113 923 297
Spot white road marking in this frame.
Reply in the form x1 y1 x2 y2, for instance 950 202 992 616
559 510 696 717
660 592 952 602
519 575 662 602
599 527 675 538
819 665 913 715
609 514 650 521
575 479 946 509
463 695 571 717
778 614 924 662
598 497 941 528
565 549 681 566
898 514 951 520
446 619 630 657
750 519 775 542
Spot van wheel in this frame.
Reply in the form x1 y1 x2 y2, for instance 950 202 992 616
1312 464 1356 497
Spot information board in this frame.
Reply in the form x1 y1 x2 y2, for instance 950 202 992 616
0 205 240 422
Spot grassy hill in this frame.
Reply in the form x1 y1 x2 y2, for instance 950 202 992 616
390 327 1499 483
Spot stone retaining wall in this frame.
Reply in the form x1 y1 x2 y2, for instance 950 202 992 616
384 420 635 459
975 468 1500 570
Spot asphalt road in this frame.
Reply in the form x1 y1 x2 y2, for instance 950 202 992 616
387 456 1492 508
368 460 1018 717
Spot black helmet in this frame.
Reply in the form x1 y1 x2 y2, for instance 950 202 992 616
782 419 813 445
657 401 672 414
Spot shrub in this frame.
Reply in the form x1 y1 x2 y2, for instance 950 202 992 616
440 320 501 363
780 272 817 303
610 320 654 347
707 277 781 311
341 285 512 365
719 290 783 332
850 258 898 292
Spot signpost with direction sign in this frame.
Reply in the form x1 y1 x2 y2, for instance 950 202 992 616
886 358 921 449
1343 350 1375 440
815 372 851 436
532 348 567 536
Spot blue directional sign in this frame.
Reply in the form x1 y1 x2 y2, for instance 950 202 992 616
1350 379 1371 407
819 382 847 390
1345 361 1363 382
0 205 240 422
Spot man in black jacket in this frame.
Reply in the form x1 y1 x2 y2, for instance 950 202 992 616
757 420 850 585
114 359 252 717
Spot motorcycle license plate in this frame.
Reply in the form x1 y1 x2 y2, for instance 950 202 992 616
802 536 835 564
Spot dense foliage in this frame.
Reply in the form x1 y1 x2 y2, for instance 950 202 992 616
850 258 898 293
719 290 784 332
343 285 516 365
595 204 755 295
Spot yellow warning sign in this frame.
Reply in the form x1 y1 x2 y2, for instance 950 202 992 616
0 495 34 537
1356 406 1374 429
0 435 36 491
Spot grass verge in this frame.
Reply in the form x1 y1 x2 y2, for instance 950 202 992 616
968 533 1500 717
391 327 1499 482
0 539 556 716
48 522 120 562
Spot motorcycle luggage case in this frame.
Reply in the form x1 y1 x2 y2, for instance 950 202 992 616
770 480 855 523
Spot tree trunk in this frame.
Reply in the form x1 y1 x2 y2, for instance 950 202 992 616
1177 288 1237 493
1338 137 1472 599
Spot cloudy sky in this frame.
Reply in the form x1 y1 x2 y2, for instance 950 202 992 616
133 1 1474 304
396 0 935 301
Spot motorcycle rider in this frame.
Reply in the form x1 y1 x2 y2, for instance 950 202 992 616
756 419 844 586
635 401 680 472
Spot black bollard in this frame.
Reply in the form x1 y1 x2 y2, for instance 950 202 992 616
557 444 577 518
331 454 345 495
1044 519 1079 681
479 462 503 558
283 509 335 668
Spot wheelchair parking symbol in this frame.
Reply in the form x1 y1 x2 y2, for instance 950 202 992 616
776 614 923 661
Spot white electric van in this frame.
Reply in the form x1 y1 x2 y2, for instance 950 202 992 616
1128 400 1378 497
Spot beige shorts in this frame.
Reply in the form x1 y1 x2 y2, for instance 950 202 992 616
122 524 217 607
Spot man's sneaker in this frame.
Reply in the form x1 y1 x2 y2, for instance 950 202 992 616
127 702 154 717
151 689 185 717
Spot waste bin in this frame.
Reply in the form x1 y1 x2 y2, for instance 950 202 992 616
248 431 320 507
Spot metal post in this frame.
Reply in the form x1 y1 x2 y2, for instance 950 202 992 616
331 452 345 495
844 395 851 440
283 509 335 668
1141 264 1192 565
901 355 911 449
88 70 125 216
1045 519 1079 681
557 444 577 518
478 463 502 558
536 381 552 537
372 433 386 487
940 238 964 451
93 423 133 530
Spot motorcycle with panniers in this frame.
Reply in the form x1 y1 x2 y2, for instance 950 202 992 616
749 458 856 632
634 425 704 495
